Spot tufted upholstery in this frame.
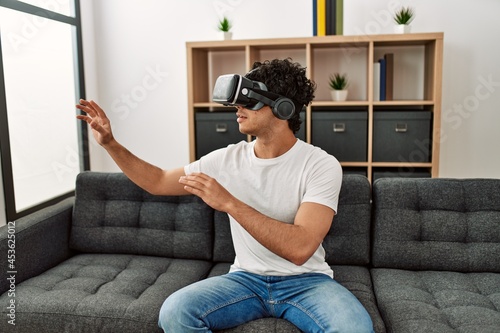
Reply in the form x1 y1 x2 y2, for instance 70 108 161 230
5 254 211 332
324 174 372 265
372 269 500 332
212 210 234 262
71 172 214 260
372 178 500 272
371 178 500 332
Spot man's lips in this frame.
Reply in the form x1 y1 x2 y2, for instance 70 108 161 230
236 113 247 123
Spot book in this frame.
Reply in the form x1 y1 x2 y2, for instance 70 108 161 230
384 53 394 100
373 62 381 101
312 0 317 36
326 0 336 35
336 0 343 35
378 58 386 101
317 0 326 36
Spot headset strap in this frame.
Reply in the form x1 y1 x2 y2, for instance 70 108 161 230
249 88 304 112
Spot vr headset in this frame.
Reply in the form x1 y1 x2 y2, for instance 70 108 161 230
212 74 301 120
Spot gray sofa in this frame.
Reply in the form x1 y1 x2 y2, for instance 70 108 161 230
371 178 500 333
0 172 499 333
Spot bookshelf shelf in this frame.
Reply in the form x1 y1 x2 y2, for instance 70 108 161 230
373 100 434 106
312 101 370 106
186 33 443 182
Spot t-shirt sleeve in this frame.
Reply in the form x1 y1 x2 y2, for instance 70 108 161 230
184 147 226 177
301 154 343 214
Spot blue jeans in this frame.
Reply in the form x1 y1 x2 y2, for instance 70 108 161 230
158 271 374 333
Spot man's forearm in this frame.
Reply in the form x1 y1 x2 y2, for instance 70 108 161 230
103 139 171 195
227 201 320 266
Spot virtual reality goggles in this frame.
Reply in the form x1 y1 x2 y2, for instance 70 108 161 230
212 74 301 120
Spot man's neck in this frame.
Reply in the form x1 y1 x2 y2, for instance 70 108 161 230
253 133 297 159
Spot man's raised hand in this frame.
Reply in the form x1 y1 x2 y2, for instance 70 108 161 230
76 99 114 147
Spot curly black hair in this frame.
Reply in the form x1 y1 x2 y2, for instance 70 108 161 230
244 58 316 133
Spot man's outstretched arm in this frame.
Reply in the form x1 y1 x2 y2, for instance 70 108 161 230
76 99 188 196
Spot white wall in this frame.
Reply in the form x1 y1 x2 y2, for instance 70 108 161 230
81 0 500 179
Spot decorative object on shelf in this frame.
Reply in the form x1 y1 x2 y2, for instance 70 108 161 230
217 16 232 40
329 73 349 101
393 6 414 34
312 0 343 36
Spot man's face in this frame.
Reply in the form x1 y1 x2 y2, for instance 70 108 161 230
235 105 278 137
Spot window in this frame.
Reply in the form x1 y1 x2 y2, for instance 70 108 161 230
0 0 88 221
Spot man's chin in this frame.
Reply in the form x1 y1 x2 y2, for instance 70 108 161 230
238 126 253 136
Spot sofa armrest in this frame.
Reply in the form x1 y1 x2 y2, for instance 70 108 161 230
0 197 75 294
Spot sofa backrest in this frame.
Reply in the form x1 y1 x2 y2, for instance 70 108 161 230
324 174 372 265
70 172 214 260
212 174 373 266
372 178 500 272
71 172 372 265
212 210 234 262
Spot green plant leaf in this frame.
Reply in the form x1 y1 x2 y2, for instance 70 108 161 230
329 73 349 90
218 17 232 32
393 6 415 25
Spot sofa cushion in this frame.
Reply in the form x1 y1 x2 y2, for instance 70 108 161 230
208 263 386 333
324 174 372 265
372 268 500 332
0 253 212 333
71 172 214 260
218 318 301 333
372 178 500 272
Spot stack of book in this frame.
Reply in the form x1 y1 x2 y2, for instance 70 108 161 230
373 53 394 101
312 0 343 36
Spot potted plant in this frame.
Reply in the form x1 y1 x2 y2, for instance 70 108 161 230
393 6 415 34
329 73 349 101
218 16 232 40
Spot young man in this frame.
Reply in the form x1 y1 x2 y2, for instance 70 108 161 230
76 58 374 332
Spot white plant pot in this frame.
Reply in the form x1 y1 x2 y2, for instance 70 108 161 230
394 24 411 34
221 31 232 40
331 90 348 101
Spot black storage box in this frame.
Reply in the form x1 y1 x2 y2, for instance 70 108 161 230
342 167 368 177
311 111 368 161
373 168 431 181
373 111 432 162
195 112 247 159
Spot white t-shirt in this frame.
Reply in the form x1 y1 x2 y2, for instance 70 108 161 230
184 139 342 277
